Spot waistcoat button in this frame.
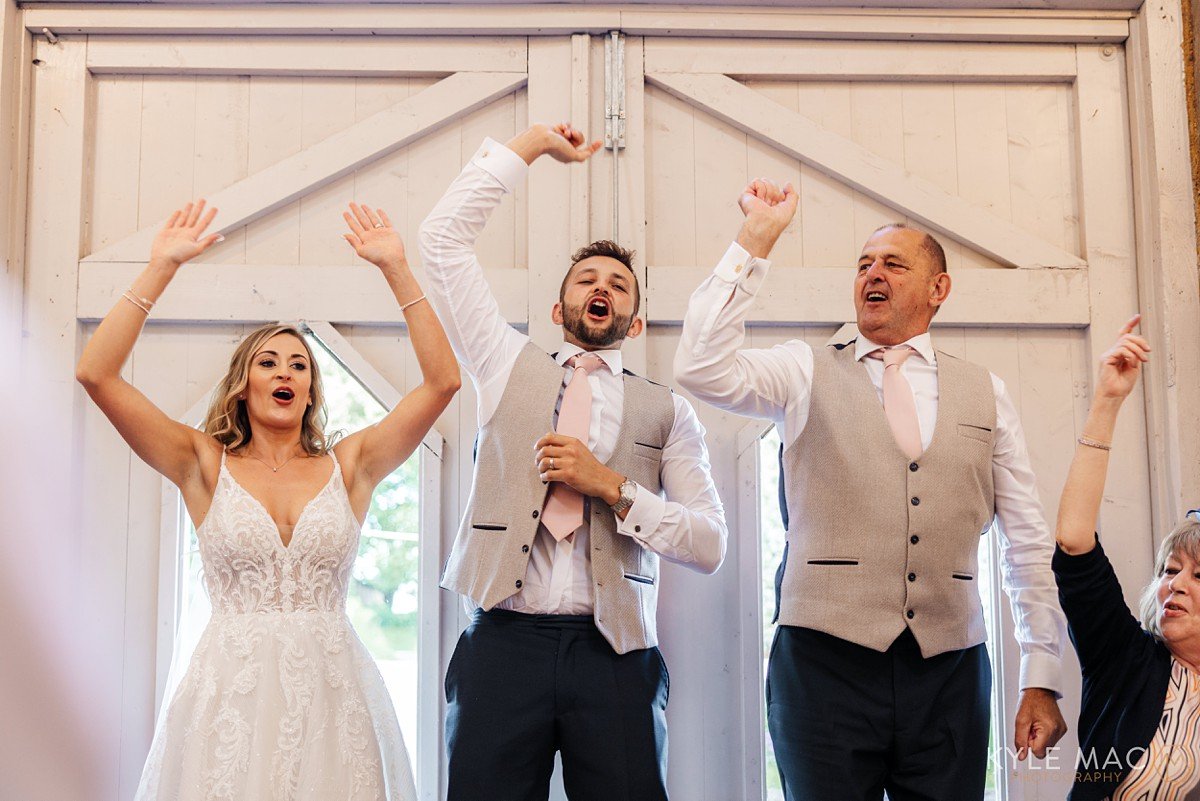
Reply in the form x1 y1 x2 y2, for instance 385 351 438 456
909 462 919 472
908 573 916 582
515 580 523 589
910 535 919 545
532 510 539 519
906 609 915 619
911 497 920 506
521 545 530 554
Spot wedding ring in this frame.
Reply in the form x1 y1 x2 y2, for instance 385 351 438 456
373 222 385 229
549 458 556 470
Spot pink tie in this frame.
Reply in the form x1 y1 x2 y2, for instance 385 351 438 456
541 353 605 541
869 346 923 460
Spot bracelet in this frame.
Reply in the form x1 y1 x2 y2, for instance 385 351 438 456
1077 436 1112 451
399 294 427 312
121 291 152 315
126 289 155 310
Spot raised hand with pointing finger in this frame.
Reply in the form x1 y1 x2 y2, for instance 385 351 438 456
1096 314 1151 401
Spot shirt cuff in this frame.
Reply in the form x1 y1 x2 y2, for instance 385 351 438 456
471 137 528 193
713 241 771 294
1019 652 1065 699
616 484 665 543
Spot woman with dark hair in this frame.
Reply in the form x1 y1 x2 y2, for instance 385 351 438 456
76 199 460 800
1053 315 1200 800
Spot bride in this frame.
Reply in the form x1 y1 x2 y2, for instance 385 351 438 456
75 199 460 800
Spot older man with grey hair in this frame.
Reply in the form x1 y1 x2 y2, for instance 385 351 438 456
673 179 1069 801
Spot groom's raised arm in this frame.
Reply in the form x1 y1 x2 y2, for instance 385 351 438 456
419 124 602 417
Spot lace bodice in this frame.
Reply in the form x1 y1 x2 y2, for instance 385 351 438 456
197 450 362 615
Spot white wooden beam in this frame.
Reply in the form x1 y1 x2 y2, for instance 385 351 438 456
644 39 1078 81
23 6 1131 43
621 8 1129 43
415 439 445 801
623 36 648 375
1126 6 1200 537
86 35 527 76
85 70 527 263
77 262 531 325
24 5 622 35
648 265 1090 326
732 416 771 801
23 37 88 428
525 38 580 353
1074 44 1157 593
647 71 1086 270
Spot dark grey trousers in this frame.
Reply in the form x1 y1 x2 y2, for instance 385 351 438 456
445 608 670 801
767 625 991 801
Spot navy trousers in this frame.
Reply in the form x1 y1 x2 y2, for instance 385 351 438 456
445 608 670 801
767 626 991 801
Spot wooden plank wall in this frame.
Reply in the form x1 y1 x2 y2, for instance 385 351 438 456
645 78 1079 273
6 11 1197 800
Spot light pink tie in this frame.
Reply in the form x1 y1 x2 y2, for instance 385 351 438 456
869 346 923 460
541 353 604 541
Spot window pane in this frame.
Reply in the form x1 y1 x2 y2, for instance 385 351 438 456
757 428 1003 800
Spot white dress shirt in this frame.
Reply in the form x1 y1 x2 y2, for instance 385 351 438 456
674 241 1067 695
420 137 727 615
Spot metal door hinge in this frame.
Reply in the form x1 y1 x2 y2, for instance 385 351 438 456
604 31 625 151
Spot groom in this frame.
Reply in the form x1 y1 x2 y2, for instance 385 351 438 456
419 123 727 801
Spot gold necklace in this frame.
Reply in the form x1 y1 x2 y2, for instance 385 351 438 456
244 449 306 473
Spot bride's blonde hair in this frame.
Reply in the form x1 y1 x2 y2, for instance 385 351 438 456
202 323 330 456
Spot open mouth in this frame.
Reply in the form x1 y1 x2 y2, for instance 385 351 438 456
586 296 611 321
1165 601 1188 616
272 386 295 403
865 290 889 304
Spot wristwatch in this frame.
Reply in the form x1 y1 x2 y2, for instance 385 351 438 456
611 477 637 514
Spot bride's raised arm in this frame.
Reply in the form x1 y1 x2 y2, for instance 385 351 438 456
75 200 223 489
334 202 461 507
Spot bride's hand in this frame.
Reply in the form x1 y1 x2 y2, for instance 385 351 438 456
150 199 223 268
343 202 406 272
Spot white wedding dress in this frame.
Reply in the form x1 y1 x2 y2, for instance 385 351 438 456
135 450 417 801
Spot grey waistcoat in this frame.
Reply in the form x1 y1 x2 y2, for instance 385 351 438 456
777 342 997 658
440 342 676 654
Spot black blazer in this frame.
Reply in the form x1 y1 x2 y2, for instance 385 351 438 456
1053 537 1172 801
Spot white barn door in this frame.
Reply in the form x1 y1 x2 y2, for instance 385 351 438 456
631 36 1152 801
22 22 1152 801
25 32 544 801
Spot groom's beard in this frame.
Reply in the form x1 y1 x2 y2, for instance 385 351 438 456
561 301 634 349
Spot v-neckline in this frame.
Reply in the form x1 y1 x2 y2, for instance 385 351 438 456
222 453 339 550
